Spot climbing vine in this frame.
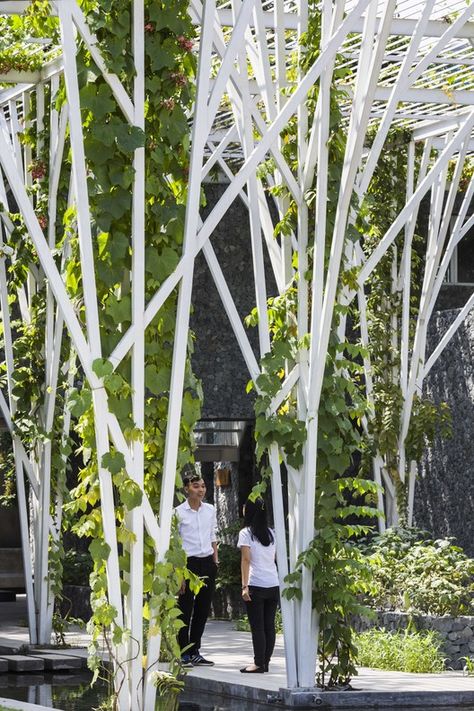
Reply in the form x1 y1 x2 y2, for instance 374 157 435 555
0 5 71 610
0 0 203 699
247 4 381 686
55 0 203 688
361 126 451 523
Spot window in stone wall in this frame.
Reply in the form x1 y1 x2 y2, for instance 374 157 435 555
445 216 474 285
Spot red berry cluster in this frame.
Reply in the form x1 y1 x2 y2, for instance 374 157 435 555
160 97 175 111
29 160 46 181
0 61 33 73
144 22 155 33
37 214 48 231
170 71 187 87
177 35 194 52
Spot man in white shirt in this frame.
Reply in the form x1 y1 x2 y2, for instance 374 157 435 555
175 471 218 667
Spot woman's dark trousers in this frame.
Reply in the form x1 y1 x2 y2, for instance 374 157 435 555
178 555 217 656
245 585 280 668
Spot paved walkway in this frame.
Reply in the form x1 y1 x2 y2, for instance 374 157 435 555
0 597 89 652
2 600 474 708
186 620 474 707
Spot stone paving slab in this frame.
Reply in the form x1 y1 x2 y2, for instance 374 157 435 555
0 697 65 711
28 652 83 671
185 620 474 708
32 648 89 669
0 656 43 673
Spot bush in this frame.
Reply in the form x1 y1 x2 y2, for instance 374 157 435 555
360 528 474 615
62 549 93 586
235 609 283 633
355 628 445 673
215 543 240 591
215 521 242 592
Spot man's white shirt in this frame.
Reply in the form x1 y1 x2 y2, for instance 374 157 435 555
175 500 217 557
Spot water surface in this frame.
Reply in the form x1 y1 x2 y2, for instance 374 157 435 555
1 675 474 710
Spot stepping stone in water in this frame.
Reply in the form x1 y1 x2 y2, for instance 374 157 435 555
28 652 83 671
0 655 44 672
33 648 88 669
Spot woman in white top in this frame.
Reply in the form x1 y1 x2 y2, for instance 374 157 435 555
237 497 279 673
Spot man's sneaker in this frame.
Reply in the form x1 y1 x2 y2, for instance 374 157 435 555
180 654 194 668
191 653 214 666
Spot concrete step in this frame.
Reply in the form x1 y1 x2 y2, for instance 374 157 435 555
0 549 24 572
0 655 44 672
28 652 83 671
33 648 89 669
0 549 24 590
0 660 7 674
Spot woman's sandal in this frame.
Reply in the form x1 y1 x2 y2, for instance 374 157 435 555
240 665 265 673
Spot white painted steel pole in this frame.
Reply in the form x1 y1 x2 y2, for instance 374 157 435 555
143 2 215 705
127 2 145 708
109 0 373 369
0 231 37 643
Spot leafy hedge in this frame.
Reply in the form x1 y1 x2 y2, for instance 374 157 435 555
361 528 474 616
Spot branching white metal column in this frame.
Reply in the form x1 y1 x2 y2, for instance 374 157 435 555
2 0 474 705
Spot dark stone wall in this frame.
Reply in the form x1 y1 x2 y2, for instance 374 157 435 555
435 284 474 311
415 307 474 556
190 184 474 555
190 183 277 420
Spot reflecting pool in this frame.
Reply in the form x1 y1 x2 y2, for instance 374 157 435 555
1 675 474 711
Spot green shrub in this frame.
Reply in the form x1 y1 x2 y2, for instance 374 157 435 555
235 609 283 633
360 528 474 615
462 656 474 676
62 549 93 586
215 522 242 592
215 543 241 591
355 628 445 673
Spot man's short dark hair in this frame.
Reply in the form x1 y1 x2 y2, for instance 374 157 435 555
183 472 203 487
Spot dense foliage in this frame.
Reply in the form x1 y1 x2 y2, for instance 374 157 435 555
60 0 203 688
361 528 474 616
0 0 203 699
247 5 381 688
362 127 451 523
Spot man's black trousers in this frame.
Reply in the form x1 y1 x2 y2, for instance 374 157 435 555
178 554 217 656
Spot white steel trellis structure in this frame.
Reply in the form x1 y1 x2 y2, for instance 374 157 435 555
1 0 474 709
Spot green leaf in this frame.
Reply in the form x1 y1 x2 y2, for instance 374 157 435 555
67 388 92 417
145 245 179 282
101 450 126 474
89 538 111 562
92 358 114 379
119 478 143 510
115 125 145 153
145 364 171 395
80 82 115 119
182 391 201 428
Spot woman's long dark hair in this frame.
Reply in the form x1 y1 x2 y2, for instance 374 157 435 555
243 498 274 546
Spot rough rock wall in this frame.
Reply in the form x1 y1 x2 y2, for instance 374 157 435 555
415 307 474 556
213 462 240 542
190 182 277 420
190 184 474 556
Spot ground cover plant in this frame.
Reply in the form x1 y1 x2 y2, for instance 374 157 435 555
361 528 474 615
355 628 445 673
